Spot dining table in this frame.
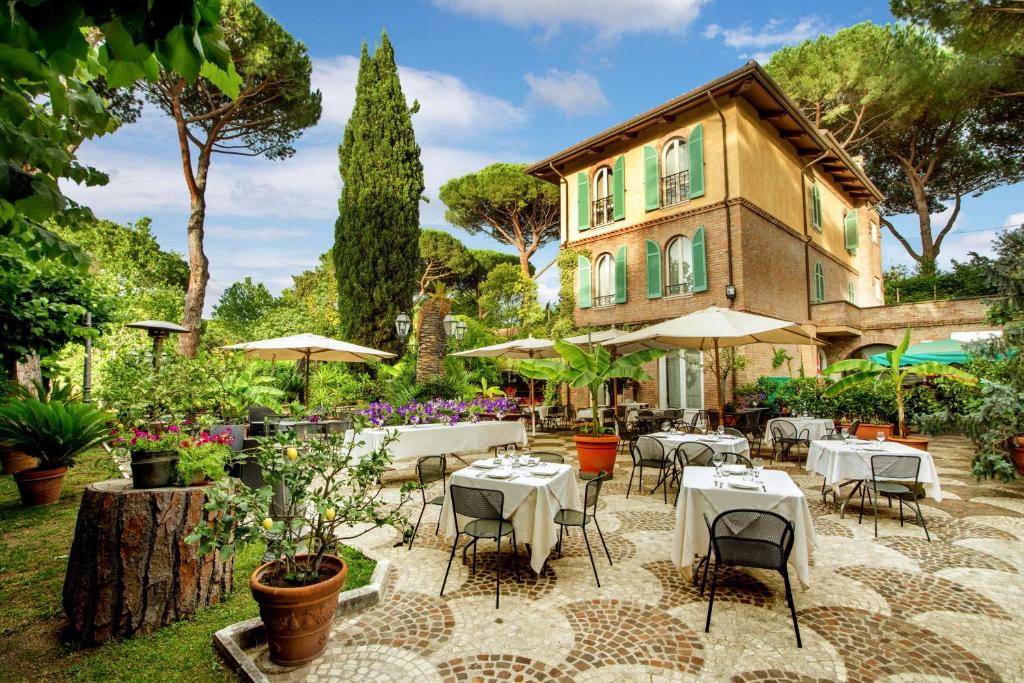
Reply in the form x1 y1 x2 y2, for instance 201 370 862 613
765 416 836 445
438 460 582 573
354 421 527 466
805 438 942 517
649 431 751 459
671 466 816 588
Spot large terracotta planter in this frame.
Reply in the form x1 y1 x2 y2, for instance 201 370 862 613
1 447 38 475
14 466 67 506
250 554 348 666
130 450 178 489
1010 446 1024 476
574 434 619 480
854 423 894 440
889 435 929 451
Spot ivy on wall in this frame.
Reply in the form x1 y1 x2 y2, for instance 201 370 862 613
550 247 591 338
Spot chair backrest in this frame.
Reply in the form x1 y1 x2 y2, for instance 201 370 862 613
416 454 446 486
771 419 798 440
706 409 721 430
533 451 564 464
325 419 351 434
731 452 754 467
722 427 745 439
450 484 504 529
661 409 679 419
709 508 794 571
210 424 244 451
871 454 921 482
638 409 655 418
583 471 607 514
292 422 319 439
248 406 275 424
614 416 628 435
822 432 845 441
630 435 666 463
678 442 715 466
550 405 564 417
492 442 519 455
849 420 861 437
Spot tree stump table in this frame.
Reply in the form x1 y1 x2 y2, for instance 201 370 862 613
63 479 235 644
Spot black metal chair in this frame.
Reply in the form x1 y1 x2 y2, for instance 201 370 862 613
555 471 612 586
770 419 810 462
532 451 564 464
627 436 673 503
722 427 745 439
210 424 245 451
678 442 716 467
635 409 657 434
247 406 278 436
408 455 446 550
847 420 861 439
706 409 721 432
440 484 520 608
860 454 930 541
704 509 801 647
543 406 565 431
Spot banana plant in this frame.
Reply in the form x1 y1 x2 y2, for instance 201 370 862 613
823 328 977 437
520 339 665 436
474 378 505 398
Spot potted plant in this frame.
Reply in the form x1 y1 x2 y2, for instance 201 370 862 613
175 431 232 486
521 339 664 479
187 419 413 666
823 328 976 449
0 399 111 506
119 426 184 488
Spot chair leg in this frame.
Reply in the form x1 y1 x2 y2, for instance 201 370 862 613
872 488 879 538
408 504 426 550
511 528 521 582
440 532 459 596
898 497 905 526
593 516 612 565
473 538 478 573
782 569 802 648
704 561 719 633
495 534 501 609
435 507 442 536
858 485 866 525
913 499 931 542
626 467 635 499
700 548 712 596
582 524 600 587
557 524 564 558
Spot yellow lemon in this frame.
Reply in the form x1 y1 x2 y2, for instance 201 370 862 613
285 447 298 461
261 517 274 531
324 508 336 521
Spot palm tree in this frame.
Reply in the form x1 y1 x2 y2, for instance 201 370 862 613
415 283 454 382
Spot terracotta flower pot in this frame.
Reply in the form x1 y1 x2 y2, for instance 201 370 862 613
855 423 894 440
1009 446 1024 476
574 434 619 480
889 435 929 451
1 447 39 475
250 553 348 666
14 466 67 506
129 450 178 489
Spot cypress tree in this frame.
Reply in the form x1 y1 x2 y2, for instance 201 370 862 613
334 33 423 354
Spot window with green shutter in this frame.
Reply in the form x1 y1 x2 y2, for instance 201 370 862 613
844 209 859 253
847 280 856 304
810 183 822 231
612 155 625 221
645 239 662 299
643 145 659 211
576 172 590 230
615 246 627 303
688 123 704 199
577 255 592 308
813 262 825 303
691 227 707 292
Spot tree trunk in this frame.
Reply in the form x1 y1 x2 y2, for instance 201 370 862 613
415 302 446 382
908 173 938 274
62 479 234 645
14 354 42 396
179 177 210 357
518 250 531 278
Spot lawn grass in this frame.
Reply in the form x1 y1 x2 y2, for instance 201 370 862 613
0 449 375 682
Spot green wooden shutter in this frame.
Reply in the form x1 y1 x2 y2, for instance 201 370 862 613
813 263 824 302
612 155 625 221
643 145 659 210
577 255 592 308
645 239 662 299
688 123 704 199
847 280 856 304
691 226 707 292
615 246 627 303
576 172 590 230
810 184 822 231
844 209 859 252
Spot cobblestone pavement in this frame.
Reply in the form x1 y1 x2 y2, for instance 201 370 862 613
249 434 1023 682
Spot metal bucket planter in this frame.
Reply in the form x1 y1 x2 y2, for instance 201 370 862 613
130 450 179 489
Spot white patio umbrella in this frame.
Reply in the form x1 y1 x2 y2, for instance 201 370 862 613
606 307 820 421
221 333 395 403
452 336 557 434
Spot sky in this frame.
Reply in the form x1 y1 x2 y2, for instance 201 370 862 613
64 0 1023 315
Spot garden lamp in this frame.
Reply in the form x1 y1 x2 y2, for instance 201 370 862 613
394 312 411 342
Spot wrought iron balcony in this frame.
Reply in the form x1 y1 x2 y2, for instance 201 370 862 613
662 170 690 207
665 281 692 296
592 195 614 226
593 294 617 308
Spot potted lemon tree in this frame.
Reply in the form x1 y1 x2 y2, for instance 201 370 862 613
521 339 664 479
823 328 976 450
187 417 413 666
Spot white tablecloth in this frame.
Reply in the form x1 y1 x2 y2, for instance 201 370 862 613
766 417 835 445
806 439 943 501
353 422 527 465
672 467 816 587
650 432 751 458
438 463 582 573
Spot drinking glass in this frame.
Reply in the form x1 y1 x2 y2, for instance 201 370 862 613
840 427 849 441
752 457 764 481
876 431 886 446
507 444 517 461
495 447 505 465
712 451 724 474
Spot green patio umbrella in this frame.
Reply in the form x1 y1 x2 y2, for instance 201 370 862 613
870 338 969 367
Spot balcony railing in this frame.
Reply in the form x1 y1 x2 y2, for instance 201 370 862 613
662 170 690 207
593 294 616 308
665 281 692 296
592 195 613 227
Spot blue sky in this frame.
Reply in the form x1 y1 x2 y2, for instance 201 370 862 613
65 0 1023 314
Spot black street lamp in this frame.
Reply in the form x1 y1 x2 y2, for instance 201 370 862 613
394 312 411 342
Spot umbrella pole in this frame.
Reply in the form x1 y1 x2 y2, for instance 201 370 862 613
528 350 536 436
714 338 724 429
304 351 311 407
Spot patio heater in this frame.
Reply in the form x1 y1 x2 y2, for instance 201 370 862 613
125 320 190 371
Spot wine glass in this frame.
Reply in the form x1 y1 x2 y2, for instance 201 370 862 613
840 427 849 441
495 446 505 465
876 431 886 447
711 451 725 478
752 457 764 482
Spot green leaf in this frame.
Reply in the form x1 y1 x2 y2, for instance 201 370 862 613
199 59 242 99
822 358 886 375
824 371 884 396
904 362 978 384
156 25 203 82
0 44 46 80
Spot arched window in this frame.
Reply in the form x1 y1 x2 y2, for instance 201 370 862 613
662 138 689 205
594 253 615 306
665 235 693 295
593 166 613 226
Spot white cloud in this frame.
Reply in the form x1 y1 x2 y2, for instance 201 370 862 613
525 69 609 115
534 266 560 306
312 56 526 142
434 0 706 39
1004 211 1024 227
703 16 829 61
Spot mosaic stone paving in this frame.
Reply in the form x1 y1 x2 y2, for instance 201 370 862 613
250 434 1024 682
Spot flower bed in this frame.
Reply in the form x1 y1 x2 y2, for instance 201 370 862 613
358 397 518 427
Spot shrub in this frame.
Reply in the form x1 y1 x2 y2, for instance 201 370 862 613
0 400 112 469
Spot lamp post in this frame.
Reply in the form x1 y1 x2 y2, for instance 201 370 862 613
394 312 411 343
442 314 467 344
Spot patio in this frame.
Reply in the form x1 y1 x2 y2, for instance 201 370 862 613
246 432 1024 682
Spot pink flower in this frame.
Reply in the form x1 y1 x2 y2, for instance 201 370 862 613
168 425 180 433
